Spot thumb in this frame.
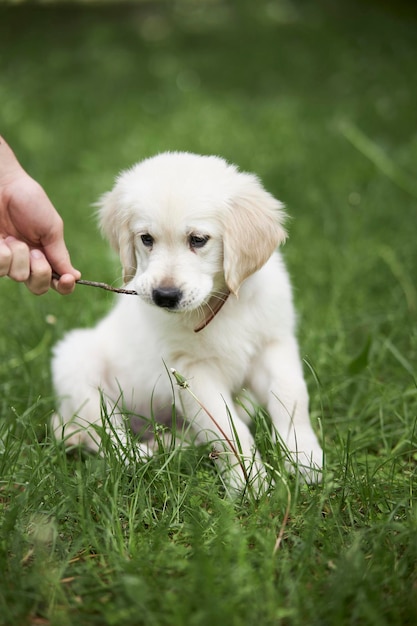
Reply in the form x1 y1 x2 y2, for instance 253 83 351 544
42 238 81 280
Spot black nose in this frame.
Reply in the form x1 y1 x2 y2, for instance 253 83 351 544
152 286 183 309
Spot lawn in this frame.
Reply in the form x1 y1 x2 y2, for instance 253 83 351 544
1 1 417 624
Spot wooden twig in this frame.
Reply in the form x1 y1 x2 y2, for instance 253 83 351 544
52 272 138 296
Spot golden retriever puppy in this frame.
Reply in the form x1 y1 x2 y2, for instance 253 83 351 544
51 152 323 491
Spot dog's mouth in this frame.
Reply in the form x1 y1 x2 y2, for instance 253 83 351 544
151 284 230 332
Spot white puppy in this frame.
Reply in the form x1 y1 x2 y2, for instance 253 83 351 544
51 152 323 491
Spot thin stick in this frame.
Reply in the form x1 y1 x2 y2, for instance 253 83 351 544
52 272 138 296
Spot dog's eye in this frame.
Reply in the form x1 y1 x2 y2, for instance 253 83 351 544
141 234 154 248
189 234 210 249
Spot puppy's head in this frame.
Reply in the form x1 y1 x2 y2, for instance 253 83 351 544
98 152 287 311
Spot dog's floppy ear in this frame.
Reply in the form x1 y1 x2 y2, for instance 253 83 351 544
223 176 287 295
98 189 137 285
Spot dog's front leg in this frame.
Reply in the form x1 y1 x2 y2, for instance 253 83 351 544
171 365 266 494
250 338 323 483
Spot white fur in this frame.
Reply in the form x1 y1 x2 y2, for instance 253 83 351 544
51 152 323 491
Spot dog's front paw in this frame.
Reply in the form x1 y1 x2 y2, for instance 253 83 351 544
286 440 324 484
218 451 271 498
50 412 101 452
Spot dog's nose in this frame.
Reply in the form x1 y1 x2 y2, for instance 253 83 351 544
152 286 183 309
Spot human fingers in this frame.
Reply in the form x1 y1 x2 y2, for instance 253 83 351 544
3 236 30 281
25 249 52 295
51 272 78 295
41 230 81 283
0 237 12 276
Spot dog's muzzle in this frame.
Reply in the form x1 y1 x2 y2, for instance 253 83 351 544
152 286 183 309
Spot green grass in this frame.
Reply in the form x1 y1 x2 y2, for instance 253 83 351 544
1 1 417 624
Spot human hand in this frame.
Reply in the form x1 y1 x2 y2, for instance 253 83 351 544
0 138 80 295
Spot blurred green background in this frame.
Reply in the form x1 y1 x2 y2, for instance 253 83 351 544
1 3 417 624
